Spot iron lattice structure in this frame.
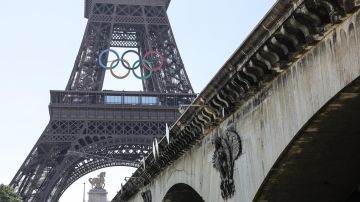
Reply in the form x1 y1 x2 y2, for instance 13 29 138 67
10 0 195 201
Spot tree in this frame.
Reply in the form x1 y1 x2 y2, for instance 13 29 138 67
0 184 22 202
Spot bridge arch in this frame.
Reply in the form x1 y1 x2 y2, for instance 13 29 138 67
162 183 205 202
254 77 360 201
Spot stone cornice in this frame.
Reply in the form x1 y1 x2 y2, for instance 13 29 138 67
113 0 360 201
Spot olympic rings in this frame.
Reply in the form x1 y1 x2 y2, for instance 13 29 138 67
98 48 165 80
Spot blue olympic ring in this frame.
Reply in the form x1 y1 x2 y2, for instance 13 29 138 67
99 49 120 70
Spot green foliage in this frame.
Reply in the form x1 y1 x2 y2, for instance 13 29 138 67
0 184 22 202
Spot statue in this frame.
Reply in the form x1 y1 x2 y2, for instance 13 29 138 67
89 172 106 189
212 128 242 200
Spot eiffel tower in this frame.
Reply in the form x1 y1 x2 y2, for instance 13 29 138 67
10 0 195 201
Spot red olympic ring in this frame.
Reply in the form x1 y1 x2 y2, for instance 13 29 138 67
143 50 165 71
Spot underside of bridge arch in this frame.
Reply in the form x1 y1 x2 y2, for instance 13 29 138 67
254 76 360 201
162 183 205 202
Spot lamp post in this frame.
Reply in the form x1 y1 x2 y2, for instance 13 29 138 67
83 182 85 202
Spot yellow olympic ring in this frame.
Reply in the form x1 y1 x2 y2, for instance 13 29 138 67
109 59 131 79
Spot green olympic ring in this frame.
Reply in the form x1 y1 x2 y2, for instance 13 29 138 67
132 60 153 80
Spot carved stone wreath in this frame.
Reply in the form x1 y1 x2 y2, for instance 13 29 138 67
212 128 242 200
141 190 152 202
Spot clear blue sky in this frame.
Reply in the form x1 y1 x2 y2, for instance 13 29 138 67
0 0 276 201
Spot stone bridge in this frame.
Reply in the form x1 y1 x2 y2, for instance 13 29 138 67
113 0 360 201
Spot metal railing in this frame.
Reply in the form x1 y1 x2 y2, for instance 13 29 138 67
50 90 196 107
